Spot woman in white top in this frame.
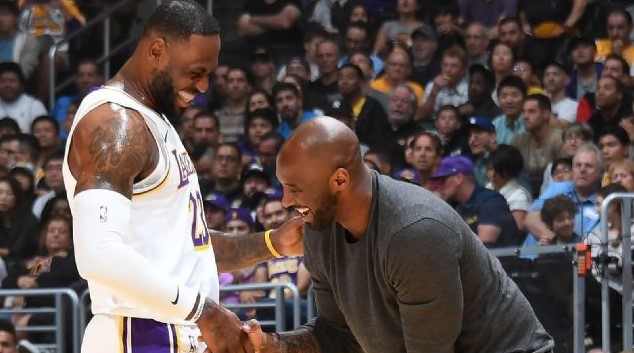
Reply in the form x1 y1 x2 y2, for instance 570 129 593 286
486 144 532 231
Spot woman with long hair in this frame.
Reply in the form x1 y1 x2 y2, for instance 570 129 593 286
0 176 39 263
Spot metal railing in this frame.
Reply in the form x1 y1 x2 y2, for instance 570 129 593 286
220 282 302 331
491 244 587 353
0 288 80 353
598 193 634 352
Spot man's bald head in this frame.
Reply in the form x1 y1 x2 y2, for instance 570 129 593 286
279 117 362 174
277 117 372 231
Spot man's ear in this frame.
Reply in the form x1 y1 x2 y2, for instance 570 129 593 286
148 37 168 68
330 168 350 192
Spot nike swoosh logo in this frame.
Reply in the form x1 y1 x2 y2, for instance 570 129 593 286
171 287 179 305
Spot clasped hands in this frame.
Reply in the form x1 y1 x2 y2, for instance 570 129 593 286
197 303 271 353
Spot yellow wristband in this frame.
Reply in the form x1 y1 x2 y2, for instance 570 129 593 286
264 230 283 258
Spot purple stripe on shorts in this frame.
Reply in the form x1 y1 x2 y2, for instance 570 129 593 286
122 317 128 353
129 318 172 353
170 324 179 352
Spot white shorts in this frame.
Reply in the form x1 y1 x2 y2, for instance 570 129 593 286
81 314 207 353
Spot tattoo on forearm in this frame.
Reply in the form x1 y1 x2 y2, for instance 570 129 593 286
274 328 321 353
211 232 272 272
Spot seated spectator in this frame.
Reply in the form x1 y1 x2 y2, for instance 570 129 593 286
338 21 384 78
190 111 221 153
50 59 101 130
433 104 467 157
565 36 603 100
459 0 517 32
577 55 632 124
257 132 284 188
542 60 578 125
486 144 532 231
406 131 442 189
0 134 19 172
466 116 497 186
18 0 86 103
0 117 18 138
587 75 632 138
8 164 34 208
511 94 562 196
30 115 60 166
250 48 277 93
511 59 542 96
0 176 38 263
246 197 310 329
281 73 328 115
275 30 325 82
597 126 630 185
274 82 317 139
246 89 274 115
609 158 634 192
372 0 423 58
59 96 82 141
337 63 389 149
409 24 440 88
492 75 527 145
464 21 491 68
0 62 46 133
209 143 244 208
215 66 253 143
419 47 469 121
203 192 228 231
0 318 39 353
432 155 524 247
349 51 376 82
240 164 272 210
0 1 38 81
370 49 424 112
539 195 582 245
31 151 63 219
433 5 465 55
595 7 634 71
376 84 423 169
308 39 342 106
457 63 500 121
541 123 594 193
38 192 68 226
2 215 79 344
238 108 278 168
236 0 303 66
219 208 258 306
550 157 574 184
525 143 602 246
489 41 515 99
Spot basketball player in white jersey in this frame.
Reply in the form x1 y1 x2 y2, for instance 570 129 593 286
62 1 303 352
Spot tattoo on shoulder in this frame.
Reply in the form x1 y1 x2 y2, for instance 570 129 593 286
80 109 151 196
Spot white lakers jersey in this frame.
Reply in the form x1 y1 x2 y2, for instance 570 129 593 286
62 84 219 324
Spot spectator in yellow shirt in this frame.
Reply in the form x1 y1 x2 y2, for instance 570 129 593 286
595 7 634 76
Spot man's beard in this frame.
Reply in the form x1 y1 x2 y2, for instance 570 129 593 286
310 191 338 230
148 70 178 121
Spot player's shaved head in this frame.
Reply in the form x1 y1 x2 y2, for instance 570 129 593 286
278 117 363 175
277 117 371 231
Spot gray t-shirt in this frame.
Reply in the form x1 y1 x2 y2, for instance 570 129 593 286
302 172 554 353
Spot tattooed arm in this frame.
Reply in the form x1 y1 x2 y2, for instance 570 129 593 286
68 104 252 352
211 217 304 272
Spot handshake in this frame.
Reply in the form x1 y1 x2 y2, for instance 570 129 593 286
197 298 272 353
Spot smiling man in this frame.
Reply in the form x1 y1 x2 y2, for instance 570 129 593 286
63 2 304 353
242 116 554 353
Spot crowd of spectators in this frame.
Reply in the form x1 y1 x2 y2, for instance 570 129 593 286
0 0 634 351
